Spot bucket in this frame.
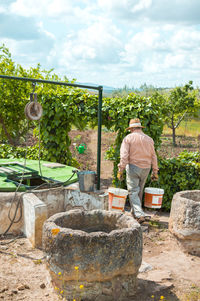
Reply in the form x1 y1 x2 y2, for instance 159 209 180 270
144 187 164 209
78 171 96 192
108 187 128 212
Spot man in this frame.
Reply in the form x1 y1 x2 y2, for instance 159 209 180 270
117 118 158 223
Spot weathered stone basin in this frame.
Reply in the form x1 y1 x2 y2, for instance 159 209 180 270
43 209 143 300
169 190 200 256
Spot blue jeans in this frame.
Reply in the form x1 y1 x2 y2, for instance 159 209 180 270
126 164 150 218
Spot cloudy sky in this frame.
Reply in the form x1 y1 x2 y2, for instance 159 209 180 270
1 0 200 89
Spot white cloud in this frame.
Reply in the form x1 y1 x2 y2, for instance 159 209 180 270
10 0 43 17
164 54 186 69
59 19 121 67
120 28 165 70
0 6 6 13
10 0 86 18
171 29 200 51
43 19 123 84
119 25 200 82
98 0 200 25
0 0 200 88
0 38 18 56
131 0 152 13
0 13 41 40
0 16 55 70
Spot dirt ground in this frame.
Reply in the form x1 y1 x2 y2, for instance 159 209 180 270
0 130 200 301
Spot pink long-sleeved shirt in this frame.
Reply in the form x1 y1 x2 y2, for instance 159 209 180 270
118 129 158 172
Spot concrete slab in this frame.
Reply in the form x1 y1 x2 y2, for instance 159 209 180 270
23 193 47 248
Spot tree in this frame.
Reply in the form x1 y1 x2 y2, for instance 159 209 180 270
111 85 132 98
161 81 199 146
0 44 42 145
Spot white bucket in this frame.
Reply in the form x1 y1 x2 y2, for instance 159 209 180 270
144 187 164 209
108 187 128 212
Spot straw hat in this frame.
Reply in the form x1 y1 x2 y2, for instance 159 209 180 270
126 118 144 130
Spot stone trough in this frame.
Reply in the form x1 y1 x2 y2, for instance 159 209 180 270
43 209 143 301
169 190 200 256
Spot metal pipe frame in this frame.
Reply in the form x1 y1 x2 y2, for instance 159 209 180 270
0 74 103 190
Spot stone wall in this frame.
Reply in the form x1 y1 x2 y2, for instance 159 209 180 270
0 184 109 248
0 192 24 235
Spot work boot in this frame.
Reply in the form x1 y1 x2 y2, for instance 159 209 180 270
135 216 145 224
144 214 151 221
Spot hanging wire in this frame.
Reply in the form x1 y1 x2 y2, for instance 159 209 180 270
38 121 43 177
1 121 29 237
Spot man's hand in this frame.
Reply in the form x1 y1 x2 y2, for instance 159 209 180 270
151 172 158 181
117 171 124 181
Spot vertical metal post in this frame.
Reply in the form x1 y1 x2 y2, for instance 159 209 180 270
97 86 103 190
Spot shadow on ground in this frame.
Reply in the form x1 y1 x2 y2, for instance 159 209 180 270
134 278 179 301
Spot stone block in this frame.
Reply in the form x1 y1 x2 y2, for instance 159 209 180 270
23 193 47 248
34 187 65 218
